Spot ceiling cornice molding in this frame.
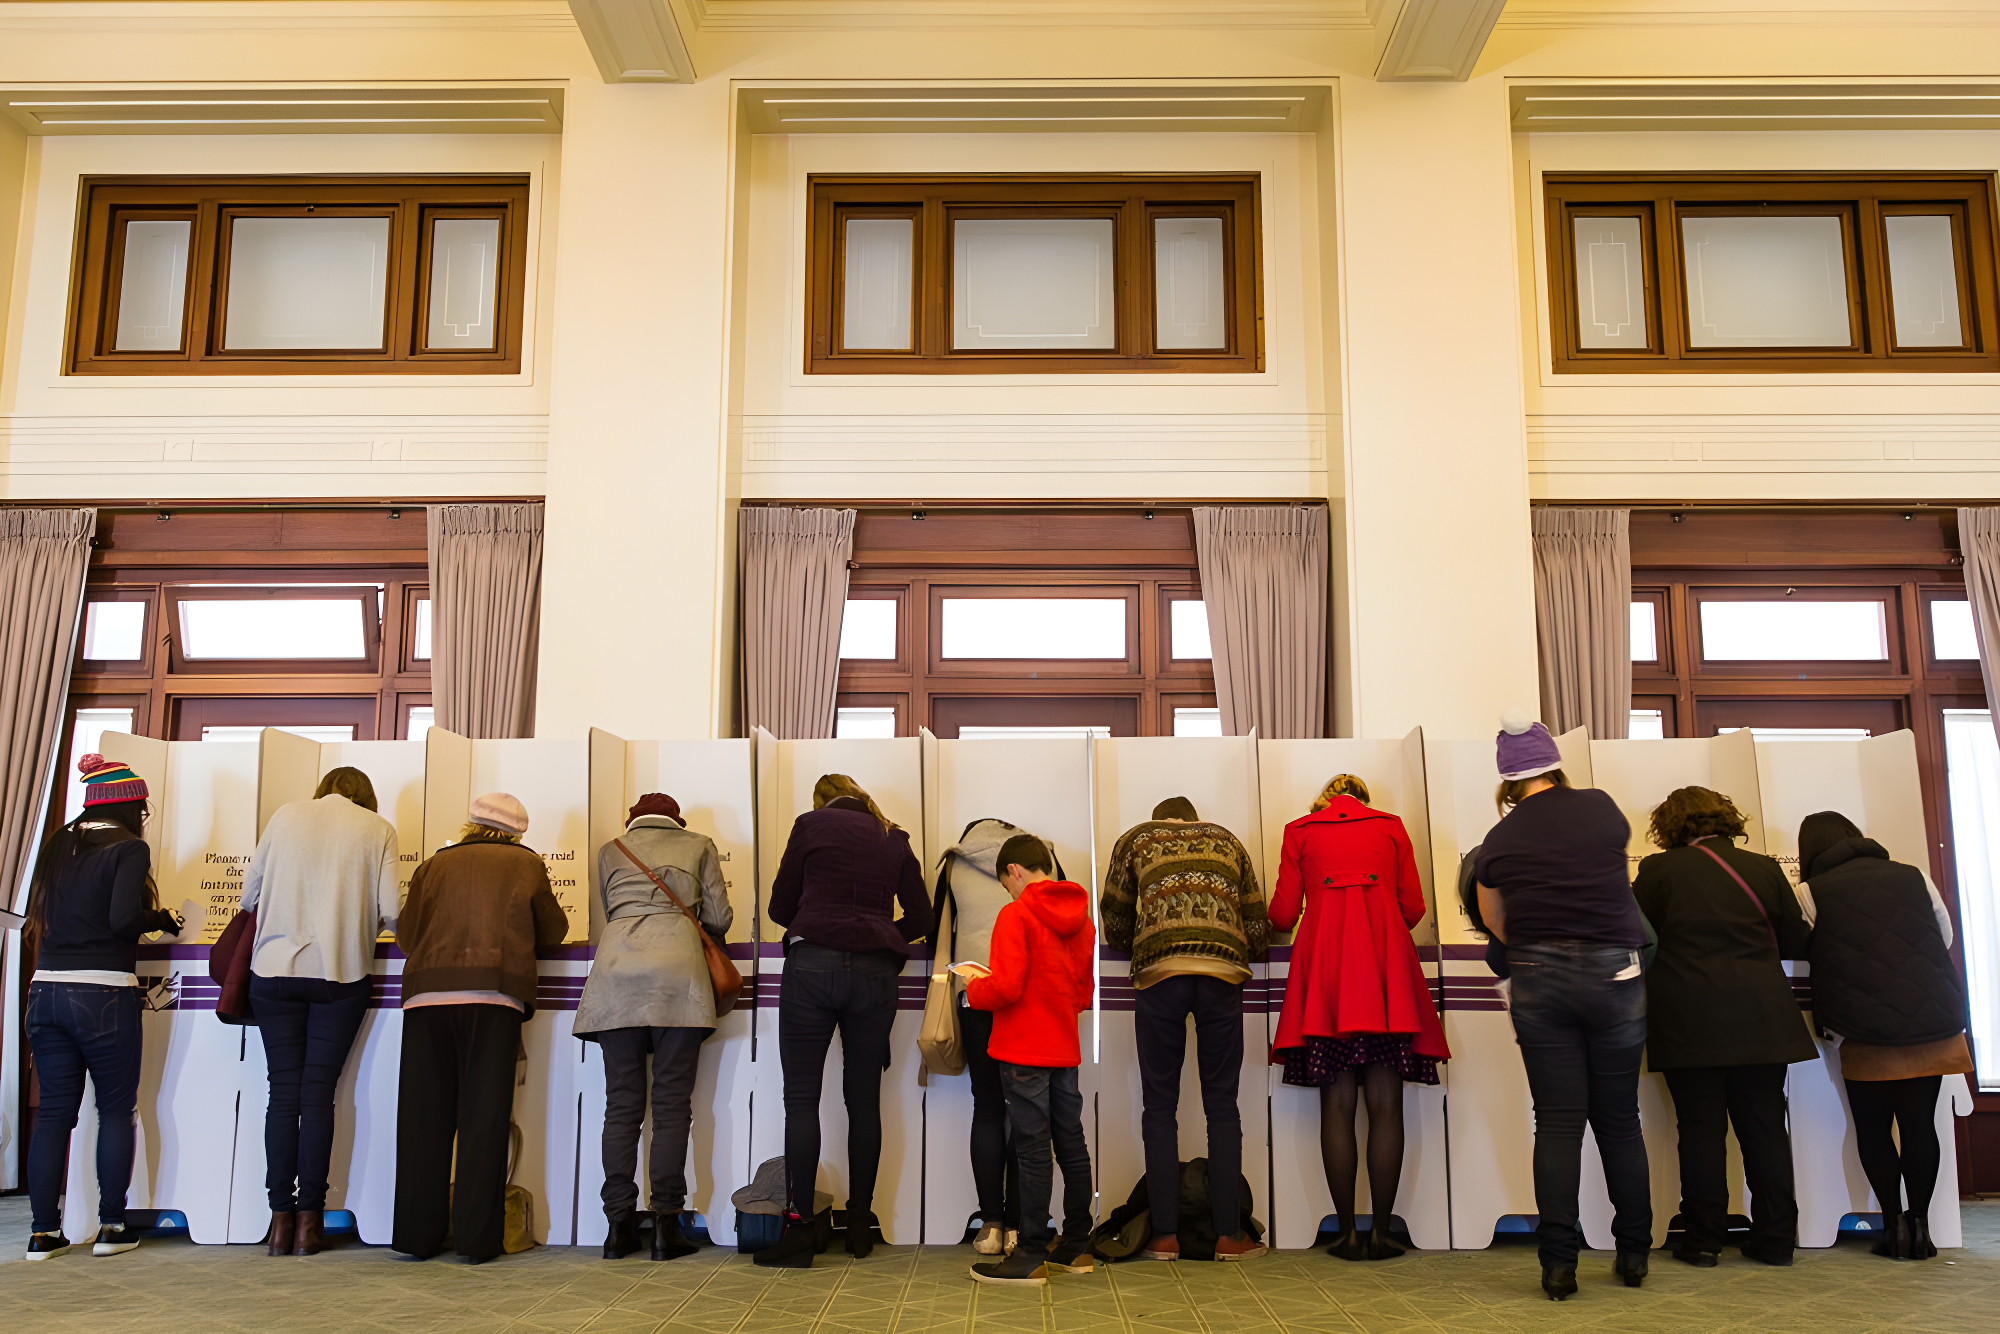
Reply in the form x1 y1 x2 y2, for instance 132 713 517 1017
1499 2 2000 29
681 0 1378 32
0 1 578 33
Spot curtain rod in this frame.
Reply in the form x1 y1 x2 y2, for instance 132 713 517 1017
1538 500 1981 513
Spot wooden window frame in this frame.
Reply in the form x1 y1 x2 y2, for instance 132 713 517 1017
1631 588 1670 677
1545 172 2000 373
67 175 530 375
164 583 383 676
807 174 1263 375
1689 584 1904 679
927 583 1141 679
78 585 160 679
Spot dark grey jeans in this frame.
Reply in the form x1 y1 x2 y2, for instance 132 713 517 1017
597 1025 709 1221
1134 974 1244 1237
999 1063 1094 1250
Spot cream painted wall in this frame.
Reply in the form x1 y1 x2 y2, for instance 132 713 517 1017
737 130 1328 500
0 115 24 393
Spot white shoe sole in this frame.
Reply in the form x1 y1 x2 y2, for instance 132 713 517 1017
970 1267 1047 1286
92 1241 140 1256
25 1247 69 1261
1215 1247 1267 1262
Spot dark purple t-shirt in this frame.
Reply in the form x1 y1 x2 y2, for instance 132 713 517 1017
1473 785 1644 949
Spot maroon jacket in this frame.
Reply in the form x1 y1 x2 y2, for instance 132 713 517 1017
768 798 932 955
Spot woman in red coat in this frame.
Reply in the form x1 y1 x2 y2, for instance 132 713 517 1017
1270 774 1448 1262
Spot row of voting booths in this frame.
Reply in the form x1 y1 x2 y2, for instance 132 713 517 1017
55 723 1971 1250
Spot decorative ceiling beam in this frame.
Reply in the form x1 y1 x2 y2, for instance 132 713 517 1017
1374 0 1508 81
567 0 697 83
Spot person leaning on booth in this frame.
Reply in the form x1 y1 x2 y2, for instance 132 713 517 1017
1268 773 1449 1263
1474 714 1651 1301
1633 786 1813 1271
575 792 733 1264
21 756 183 1262
756 774 933 1270
391 792 568 1264
1795 810 1974 1263
239 765 400 1259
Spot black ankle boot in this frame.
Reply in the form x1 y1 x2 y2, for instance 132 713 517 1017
754 1216 819 1269
602 1215 641 1260
652 1214 699 1261
1614 1250 1648 1287
1905 1212 1936 1260
1871 1211 1911 1260
1541 1264 1578 1301
844 1207 876 1259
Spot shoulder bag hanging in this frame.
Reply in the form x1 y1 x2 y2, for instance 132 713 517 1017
612 838 744 1016
917 888 965 1081
1692 840 1780 951
209 906 259 1026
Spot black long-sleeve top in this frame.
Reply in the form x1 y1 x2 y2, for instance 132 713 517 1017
768 798 932 956
34 834 177 974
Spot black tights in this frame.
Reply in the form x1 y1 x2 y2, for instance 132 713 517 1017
1846 1076 1943 1218
1320 1064 1404 1231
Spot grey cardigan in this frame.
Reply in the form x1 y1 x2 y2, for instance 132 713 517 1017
574 816 733 1034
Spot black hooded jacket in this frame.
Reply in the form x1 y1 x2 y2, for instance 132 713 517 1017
1805 836 1967 1047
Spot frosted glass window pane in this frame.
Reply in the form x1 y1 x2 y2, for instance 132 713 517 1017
1629 709 1665 740
1154 217 1226 350
427 218 500 350
1174 707 1223 737
835 707 897 740
223 216 390 350
941 598 1125 659
83 601 146 660
959 725 1111 740
1718 725 1873 741
1573 216 1648 349
839 599 898 659
1943 708 2000 1088
954 219 1115 350
407 705 435 740
412 598 433 660
1886 214 1964 348
65 708 135 822
1699 600 1886 661
1933 599 1979 660
113 220 190 351
1171 600 1212 660
842 219 913 351
179 598 367 660
201 724 355 745
1683 216 1851 347
1631 600 1658 661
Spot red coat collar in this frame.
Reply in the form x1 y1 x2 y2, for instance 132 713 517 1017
1288 794 1393 827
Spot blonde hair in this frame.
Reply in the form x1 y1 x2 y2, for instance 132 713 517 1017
1311 774 1371 812
454 822 523 845
813 773 895 831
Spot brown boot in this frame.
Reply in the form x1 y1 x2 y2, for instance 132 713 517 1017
294 1210 324 1257
266 1212 296 1257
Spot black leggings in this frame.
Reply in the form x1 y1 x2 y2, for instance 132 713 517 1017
777 945 902 1220
1845 1075 1944 1218
961 1007 1020 1228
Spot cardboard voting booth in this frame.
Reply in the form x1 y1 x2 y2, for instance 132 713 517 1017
1256 730 1449 1251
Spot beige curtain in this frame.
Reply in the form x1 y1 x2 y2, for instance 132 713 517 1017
1 508 95 910
1958 508 2000 751
1532 507 1632 739
1192 505 1328 739
426 503 544 739
740 507 854 739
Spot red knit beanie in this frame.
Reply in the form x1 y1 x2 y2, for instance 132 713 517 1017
628 793 685 827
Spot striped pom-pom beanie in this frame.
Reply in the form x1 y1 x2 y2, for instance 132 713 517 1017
78 754 148 807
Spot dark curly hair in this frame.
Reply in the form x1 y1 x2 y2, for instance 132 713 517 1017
1647 785 1747 850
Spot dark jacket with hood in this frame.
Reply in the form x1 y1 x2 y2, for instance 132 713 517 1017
965 878 1095 1067
1804 835 1967 1047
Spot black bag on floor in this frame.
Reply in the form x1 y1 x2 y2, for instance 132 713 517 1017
1087 1158 1263 1262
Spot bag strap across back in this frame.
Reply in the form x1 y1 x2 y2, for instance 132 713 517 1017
612 837 706 932
1693 839 1779 952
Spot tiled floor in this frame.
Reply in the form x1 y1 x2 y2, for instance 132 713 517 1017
3 1196 1997 1334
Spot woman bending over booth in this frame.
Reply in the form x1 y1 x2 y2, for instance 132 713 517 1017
1269 774 1448 1262
756 774 932 1269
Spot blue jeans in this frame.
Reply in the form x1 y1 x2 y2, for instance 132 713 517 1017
251 973 373 1211
1506 942 1652 1266
1134 974 1244 1237
26 981 144 1233
999 1063 1093 1250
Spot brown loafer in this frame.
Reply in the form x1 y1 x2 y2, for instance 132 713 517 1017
294 1210 324 1257
266 1212 296 1257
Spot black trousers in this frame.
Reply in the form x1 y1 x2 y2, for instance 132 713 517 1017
393 1004 524 1260
1663 1063 1797 1255
1133 974 1243 1237
777 945 901 1219
251 973 372 1211
1846 1075 1945 1219
961 1006 1019 1228
1000 1063 1093 1250
598 1025 709 1220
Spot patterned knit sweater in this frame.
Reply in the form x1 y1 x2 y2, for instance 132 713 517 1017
1100 820 1268 988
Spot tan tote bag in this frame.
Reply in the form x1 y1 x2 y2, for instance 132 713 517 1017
917 890 964 1082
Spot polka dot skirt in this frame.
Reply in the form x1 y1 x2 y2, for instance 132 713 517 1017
1278 1032 1440 1088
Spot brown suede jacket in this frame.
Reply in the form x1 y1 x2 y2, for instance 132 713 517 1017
397 840 570 1014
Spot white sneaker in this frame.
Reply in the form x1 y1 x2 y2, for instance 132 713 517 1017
973 1221 1004 1255
92 1225 141 1257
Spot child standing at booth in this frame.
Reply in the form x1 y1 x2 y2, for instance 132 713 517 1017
960 834 1096 1286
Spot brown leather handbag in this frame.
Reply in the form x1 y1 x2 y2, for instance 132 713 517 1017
612 838 744 1016
208 908 259 1025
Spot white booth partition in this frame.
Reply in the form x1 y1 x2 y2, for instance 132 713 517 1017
422 727 591 1247
753 730 928 1241
1088 735 1268 1239
572 729 759 1247
1256 730 1449 1251
1426 726 1592 1249
1754 730 1971 1249
917 729 1095 1244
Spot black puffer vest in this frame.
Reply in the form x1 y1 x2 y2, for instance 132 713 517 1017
1805 838 1967 1046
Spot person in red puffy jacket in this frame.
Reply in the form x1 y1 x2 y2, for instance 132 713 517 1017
960 835 1096 1286
1269 775 1449 1262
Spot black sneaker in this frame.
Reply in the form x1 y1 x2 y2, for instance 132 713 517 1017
26 1232 70 1261
1045 1237 1095 1273
1673 1246 1719 1268
92 1226 141 1257
971 1247 1049 1286
753 1218 819 1269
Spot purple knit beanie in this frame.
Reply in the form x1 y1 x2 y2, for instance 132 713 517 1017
1496 711 1564 781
